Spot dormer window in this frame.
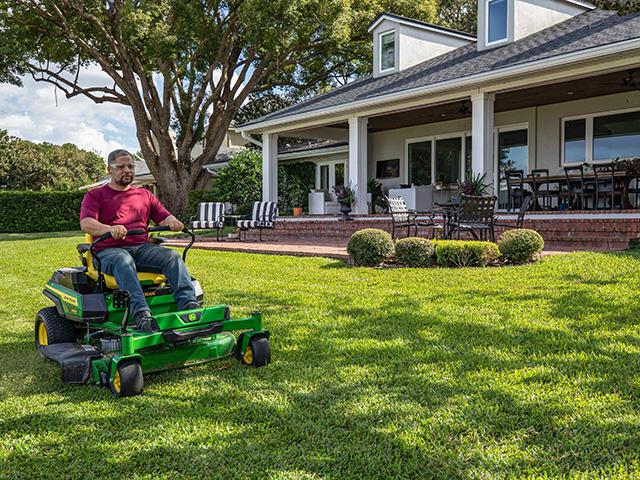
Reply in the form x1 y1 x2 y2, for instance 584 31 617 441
379 30 396 72
487 0 508 44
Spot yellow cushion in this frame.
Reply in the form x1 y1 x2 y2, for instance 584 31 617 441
83 234 167 289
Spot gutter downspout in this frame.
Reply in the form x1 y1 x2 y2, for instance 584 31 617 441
240 130 263 148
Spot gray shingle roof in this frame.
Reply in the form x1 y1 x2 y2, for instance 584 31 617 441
242 10 640 128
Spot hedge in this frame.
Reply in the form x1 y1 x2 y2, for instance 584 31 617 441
435 240 501 267
0 190 85 233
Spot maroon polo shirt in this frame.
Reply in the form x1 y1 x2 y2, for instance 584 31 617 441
80 184 171 253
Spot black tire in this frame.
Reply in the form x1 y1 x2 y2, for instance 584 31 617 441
109 359 144 398
35 307 77 356
241 336 271 367
234 333 246 361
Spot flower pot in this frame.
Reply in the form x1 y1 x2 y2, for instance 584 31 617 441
227 232 239 240
293 207 303 217
339 202 353 221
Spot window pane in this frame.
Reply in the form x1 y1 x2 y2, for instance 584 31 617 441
593 111 640 161
498 129 528 208
465 136 472 178
488 0 508 43
335 163 345 186
381 32 395 71
320 165 329 191
564 119 586 163
408 141 431 186
435 137 462 184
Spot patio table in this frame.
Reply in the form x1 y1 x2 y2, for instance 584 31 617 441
523 170 636 209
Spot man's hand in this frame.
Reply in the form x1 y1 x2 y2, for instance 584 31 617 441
165 216 184 232
109 224 128 240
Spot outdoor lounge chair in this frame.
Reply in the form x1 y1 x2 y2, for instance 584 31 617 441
190 202 225 241
493 194 533 230
237 201 278 241
385 195 441 240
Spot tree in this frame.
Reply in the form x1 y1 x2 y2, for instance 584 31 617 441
0 130 105 190
1 0 438 214
211 149 262 208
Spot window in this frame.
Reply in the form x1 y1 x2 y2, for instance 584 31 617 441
408 141 431 185
316 161 346 193
380 31 395 71
435 138 462 184
465 135 473 178
335 163 345 186
562 109 640 164
376 159 400 179
487 0 508 44
497 128 528 209
319 165 329 191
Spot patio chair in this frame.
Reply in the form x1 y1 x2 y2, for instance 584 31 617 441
385 196 417 239
564 165 595 210
493 194 533 230
529 169 560 210
504 170 529 211
449 194 497 242
593 162 623 210
190 202 225 241
237 201 278 241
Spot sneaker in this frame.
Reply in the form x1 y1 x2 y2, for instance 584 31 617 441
182 301 201 310
131 310 159 333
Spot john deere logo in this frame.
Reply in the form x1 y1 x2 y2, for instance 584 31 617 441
181 311 201 323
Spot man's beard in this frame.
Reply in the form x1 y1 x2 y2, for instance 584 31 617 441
115 175 133 186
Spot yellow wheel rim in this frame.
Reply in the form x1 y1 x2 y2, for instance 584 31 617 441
112 369 121 393
38 322 48 347
243 345 253 364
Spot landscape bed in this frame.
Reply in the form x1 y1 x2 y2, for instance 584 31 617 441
1 232 639 478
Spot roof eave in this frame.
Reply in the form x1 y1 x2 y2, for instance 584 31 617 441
238 37 640 134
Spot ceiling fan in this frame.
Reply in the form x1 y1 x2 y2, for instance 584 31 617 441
601 68 640 89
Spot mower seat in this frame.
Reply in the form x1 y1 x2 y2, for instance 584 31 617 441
79 234 167 290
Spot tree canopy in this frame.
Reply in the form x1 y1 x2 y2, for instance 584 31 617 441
0 0 439 213
0 130 105 190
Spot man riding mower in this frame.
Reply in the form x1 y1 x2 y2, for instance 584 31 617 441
34 149 270 397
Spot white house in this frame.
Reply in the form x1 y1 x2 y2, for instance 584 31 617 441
239 1 640 213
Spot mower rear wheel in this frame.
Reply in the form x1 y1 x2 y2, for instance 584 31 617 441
110 359 143 398
35 307 77 357
242 336 271 367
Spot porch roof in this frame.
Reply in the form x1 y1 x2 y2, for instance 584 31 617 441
240 9 640 131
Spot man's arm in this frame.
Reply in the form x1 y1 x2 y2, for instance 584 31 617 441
158 214 184 231
80 218 127 240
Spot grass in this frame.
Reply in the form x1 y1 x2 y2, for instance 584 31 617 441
1 233 640 479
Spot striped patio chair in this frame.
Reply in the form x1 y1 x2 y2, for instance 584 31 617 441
237 201 278 241
190 202 225 241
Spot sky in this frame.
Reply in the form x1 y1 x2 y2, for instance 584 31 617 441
0 65 139 159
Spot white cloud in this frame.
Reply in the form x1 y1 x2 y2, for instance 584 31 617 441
0 65 138 157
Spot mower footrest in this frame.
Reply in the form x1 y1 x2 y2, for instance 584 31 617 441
41 343 102 384
162 322 224 343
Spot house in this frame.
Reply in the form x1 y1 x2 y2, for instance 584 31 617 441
239 1 640 215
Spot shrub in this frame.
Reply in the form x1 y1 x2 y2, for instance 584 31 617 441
347 229 394 267
498 228 544 264
0 190 85 233
435 240 500 267
395 237 435 267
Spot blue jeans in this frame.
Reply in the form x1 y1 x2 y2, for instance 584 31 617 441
95 244 196 316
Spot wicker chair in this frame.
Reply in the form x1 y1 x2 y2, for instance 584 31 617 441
449 195 497 242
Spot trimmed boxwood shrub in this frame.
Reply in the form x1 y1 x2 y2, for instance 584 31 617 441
347 228 394 267
395 237 435 267
435 240 500 267
498 228 544 264
0 190 85 233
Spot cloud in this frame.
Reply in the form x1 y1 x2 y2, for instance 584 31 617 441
0 65 138 157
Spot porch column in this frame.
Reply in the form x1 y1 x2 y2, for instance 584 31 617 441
262 133 279 203
348 116 368 214
471 92 495 190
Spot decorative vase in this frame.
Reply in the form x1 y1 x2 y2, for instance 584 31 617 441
339 202 353 221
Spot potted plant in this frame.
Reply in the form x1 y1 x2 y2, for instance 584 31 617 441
458 171 491 197
333 182 356 221
227 226 240 240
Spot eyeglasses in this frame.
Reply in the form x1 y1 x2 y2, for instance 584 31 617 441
111 163 135 171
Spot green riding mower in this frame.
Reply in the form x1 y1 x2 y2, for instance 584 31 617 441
35 226 271 397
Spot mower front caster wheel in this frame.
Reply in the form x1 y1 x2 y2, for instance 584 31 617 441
110 360 144 398
241 336 271 367
35 307 77 357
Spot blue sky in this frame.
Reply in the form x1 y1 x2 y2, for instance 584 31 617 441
0 65 139 160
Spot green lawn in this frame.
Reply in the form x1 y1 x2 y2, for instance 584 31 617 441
1 233 639 479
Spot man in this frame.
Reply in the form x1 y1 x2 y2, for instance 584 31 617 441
80 149 200 332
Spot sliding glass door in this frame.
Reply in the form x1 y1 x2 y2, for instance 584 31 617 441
496 127 528 209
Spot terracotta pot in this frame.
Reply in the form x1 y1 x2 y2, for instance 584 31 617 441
293 207 303 217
